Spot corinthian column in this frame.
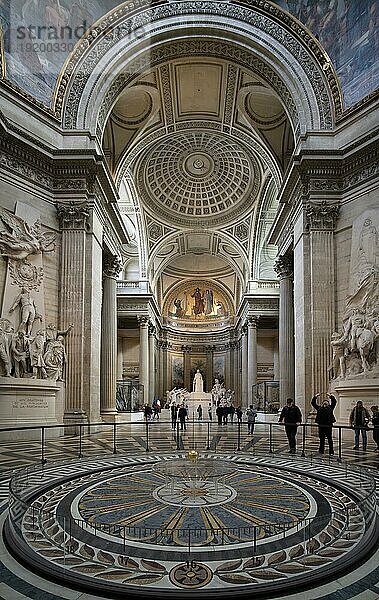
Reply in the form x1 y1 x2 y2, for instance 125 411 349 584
148 324 156 401
247 316 259 404
57 202 90 423
241 326 248 407
138 317 149 404
306 201 340 395
274 254 295 403
100 255 122 417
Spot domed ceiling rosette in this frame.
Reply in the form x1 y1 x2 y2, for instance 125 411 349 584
136 130 262 227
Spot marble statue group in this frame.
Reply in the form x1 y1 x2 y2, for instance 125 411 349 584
331 215 379 379
0 206 71 382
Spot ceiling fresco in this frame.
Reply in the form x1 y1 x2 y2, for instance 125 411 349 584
0 0 375 109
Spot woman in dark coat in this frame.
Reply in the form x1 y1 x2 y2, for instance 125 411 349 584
311 393 337 455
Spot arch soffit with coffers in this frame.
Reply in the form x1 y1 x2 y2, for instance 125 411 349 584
148 230 249 293
56 1 340 135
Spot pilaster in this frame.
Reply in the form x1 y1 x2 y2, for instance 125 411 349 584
306 200 339 395
57 202 90 423
247 316 259 404
138 316 149 404
100 254 122 417
274 254 295 403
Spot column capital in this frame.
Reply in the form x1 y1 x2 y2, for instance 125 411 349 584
274 254 294 279
56 202 90 231
247 316 259 328
103 255 123 279
305 200 340 231
137 315 150 327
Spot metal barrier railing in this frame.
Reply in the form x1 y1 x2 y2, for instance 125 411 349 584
1 419 378 468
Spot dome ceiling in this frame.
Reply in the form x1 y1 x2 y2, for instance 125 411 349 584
136 130 261 226
108 55 292 297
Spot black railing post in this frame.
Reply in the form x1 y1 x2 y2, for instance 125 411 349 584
269 422 273 453
145 419 149 452
41 427 47 465
338 425 342 462
206 421 210 450
113 422 117 454
237 420 241 451
301 423 306 457
176 421 180 450
78 424 83 458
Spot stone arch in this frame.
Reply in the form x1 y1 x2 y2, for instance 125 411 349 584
148 229 249 293
55 0 342 135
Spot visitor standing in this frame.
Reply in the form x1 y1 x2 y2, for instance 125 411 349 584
350 401 370 450
279 398 302 454
178 404 187 430
197 404 203 420
236 406 243 423
170 402 178 429
216 404 223 425
311 393 337 455
208 402 212 421
246 405 257 435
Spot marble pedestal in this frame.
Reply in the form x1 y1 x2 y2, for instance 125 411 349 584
332 377 379 424
189 392 212 419
0 378 64 440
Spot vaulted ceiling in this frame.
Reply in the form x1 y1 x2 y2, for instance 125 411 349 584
105 56 293 317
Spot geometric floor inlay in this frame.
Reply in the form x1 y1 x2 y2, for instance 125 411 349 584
5 452 377 596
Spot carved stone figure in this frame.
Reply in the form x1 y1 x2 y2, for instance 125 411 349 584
44 335 67 381
45 323 73 352
11 331 28 378
9 288 41 336
211 378 222 403
0 324 12 377
193 369 204 392
29 330 47 379
0 207 56 261
330 332 346 379
333 211 379 377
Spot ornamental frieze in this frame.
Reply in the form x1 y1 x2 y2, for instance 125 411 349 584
56 1 339 131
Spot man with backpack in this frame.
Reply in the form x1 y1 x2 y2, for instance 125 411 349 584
246 405 257 435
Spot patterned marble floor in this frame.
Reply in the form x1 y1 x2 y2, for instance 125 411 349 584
0 418 378 599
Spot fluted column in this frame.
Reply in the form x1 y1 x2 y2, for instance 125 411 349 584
138 317 149 404
206 346 214 392
148 324 156 401
100 255 122 416
225 345 231 388
117 336 123 380
273 337 279 380
57 203 90 422
183 346 191 390
306 201 340 395
241 326 248 407
274 255 295 403
247 316 259 404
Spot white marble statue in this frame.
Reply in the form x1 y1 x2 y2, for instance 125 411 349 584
193 369 203 393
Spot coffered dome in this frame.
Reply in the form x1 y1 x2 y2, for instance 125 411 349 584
136 130 261 226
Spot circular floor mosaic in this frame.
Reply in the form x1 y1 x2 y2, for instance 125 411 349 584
6 453 377 598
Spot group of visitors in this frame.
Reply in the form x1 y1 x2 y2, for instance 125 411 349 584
279 395 379 455
145 394 379 454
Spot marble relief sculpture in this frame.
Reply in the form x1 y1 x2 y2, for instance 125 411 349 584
331 212 379 379
9 288 42 336
0 207 56 261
